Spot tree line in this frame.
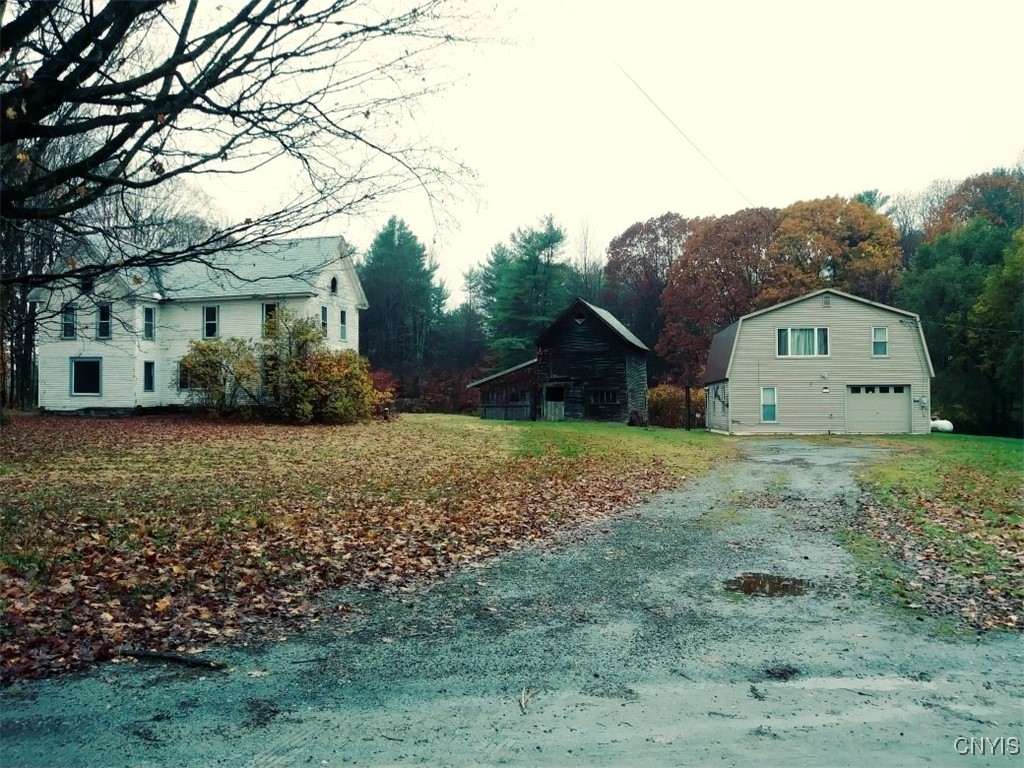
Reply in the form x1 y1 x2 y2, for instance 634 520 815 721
359 167 1022 436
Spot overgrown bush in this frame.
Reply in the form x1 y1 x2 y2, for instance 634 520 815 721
179 338 261 417
180 309 378 425
648 384 686 427
648 384 707 428
369 370 397 418
294 349 374 424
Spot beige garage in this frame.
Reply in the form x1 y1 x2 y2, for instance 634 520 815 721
846 384 912 433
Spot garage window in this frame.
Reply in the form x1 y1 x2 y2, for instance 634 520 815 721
761 386 777 423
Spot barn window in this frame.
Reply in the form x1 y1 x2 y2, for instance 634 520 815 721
591 389 618 404
777 327 829 356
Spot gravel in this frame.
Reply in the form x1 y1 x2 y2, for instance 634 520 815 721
3 438 1022 767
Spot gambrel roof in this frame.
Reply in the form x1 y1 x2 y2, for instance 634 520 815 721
703 288 934 385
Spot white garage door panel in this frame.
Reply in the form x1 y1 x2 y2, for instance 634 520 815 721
847 385 910 433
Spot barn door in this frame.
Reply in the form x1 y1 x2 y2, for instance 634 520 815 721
544 385 565 421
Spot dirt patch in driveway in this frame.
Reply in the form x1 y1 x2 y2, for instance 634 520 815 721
3 438 1022 767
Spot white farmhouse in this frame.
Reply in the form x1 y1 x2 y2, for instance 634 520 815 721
704 289 934 435
28 236 367 412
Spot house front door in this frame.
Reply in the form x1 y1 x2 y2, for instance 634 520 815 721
544 385 565 421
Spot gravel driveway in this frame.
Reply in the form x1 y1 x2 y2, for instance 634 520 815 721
4 438 1022 767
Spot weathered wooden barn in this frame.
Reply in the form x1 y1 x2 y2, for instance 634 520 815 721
468 298 649 423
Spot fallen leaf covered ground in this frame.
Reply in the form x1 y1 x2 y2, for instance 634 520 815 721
0 414 729 683
853 435 1024 632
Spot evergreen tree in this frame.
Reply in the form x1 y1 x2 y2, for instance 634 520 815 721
357 217 446 383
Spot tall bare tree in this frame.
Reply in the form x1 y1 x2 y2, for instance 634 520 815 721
1 0 472 291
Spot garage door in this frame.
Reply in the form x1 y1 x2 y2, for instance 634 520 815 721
846 385 911 433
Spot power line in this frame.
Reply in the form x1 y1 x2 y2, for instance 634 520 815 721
917 317 1023 335
555 2 757 210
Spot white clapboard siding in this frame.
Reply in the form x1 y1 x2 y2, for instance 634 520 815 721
32 237 366 411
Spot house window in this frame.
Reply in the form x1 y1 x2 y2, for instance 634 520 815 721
143 361 155 392
143 306 156 340
178 361 194 390
777 327 829 356
591 389 618 404
263 303 277 336
822 294 831 308
872 326 888 356
330 276 338 295
339 309 347 341
321 305 328 337
61 305 76 339
202 305 219 338
761 386 777 422
96 303 112 339
70 358 101 396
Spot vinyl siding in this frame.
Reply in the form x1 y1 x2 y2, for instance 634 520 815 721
706 382 731 433
725 294 931 434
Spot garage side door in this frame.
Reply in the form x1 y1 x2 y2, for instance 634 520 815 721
846 385 911 433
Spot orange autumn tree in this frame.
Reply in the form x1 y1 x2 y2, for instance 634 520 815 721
657 208 780 385
765 196 904 307
658 197 903 383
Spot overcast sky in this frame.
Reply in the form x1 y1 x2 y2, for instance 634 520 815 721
211 0 1024 303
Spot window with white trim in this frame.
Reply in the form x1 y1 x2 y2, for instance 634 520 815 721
71 358 101 396
178 361 195 390
777 327 829 356
872 326 888 356
143 361 155 392
202 305 219 338
96 303 112 339
61 305 76 339
339 309 347 341
143 306 156 340
761 386 777 422
321 305 328 337
262 303 277 336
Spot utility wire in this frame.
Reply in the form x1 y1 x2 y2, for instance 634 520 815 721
555 1 758 210
917 317 1023 335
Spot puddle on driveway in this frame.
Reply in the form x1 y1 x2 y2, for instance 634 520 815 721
724 573 812 597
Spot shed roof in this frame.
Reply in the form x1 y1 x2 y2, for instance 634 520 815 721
466 358 538 389
536 298 649 352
